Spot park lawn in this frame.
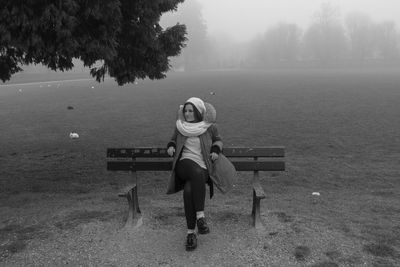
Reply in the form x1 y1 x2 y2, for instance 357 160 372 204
0 69 399 266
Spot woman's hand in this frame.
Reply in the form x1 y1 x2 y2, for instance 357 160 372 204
167 147 175 157
210 152 219 161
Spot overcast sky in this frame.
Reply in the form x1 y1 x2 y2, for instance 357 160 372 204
200 0 400 42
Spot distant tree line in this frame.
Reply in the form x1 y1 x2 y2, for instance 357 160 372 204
165 2 400 71
3 1 399 83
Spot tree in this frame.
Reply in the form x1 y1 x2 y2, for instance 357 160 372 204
303 3 348 65
345 12 374 63
247 35 268 67
161 0 208 71
263 23 302 64
0 0 187 85
374 21 399 62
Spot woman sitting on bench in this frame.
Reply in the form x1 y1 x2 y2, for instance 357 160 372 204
167 97 222 251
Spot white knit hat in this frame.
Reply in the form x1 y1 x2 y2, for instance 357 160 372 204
178 97 217 123
186 97 206 115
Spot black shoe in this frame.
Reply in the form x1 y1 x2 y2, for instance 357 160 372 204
197 217 210 234
186 233 197 251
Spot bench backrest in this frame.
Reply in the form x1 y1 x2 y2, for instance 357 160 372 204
107 147 285 172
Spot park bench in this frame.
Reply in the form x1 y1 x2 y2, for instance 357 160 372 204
106 146 285 229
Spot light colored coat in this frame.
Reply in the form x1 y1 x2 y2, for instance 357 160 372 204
166 124 223 196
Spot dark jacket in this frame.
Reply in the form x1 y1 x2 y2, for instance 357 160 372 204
166 124 223 198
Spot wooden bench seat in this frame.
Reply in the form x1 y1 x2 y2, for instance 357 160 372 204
107 146 285 229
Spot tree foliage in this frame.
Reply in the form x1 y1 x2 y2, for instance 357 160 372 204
161 0 208 70
303 3 347 64
374 21 399 61
263 23 302 63
345 12 374 62
0 0 187 85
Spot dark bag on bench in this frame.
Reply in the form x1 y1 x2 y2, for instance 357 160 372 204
211 154 238 194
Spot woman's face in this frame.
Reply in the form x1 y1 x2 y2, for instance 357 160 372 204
183 104 195 122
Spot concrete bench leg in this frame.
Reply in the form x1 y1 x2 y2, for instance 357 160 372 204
119 185 142 229
251 170 266 230
251 190 265 230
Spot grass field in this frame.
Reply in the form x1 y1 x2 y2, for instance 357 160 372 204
1 69 399 266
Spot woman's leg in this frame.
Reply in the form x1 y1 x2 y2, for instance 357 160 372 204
189 165 207 212
183 181 196 229
176 159 208 229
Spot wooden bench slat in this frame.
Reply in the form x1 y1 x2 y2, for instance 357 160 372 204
107 147 285 158
107 161 172 171
233 161 285 171
107 148 170 158
107 160 285 172
223 147 285 157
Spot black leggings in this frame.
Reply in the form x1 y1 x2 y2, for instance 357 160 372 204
176 159 208 229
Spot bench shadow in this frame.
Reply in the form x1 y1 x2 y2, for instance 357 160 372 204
0 224 49 258
54 210 113 230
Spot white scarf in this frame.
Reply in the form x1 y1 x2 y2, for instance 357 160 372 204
176 119 212 137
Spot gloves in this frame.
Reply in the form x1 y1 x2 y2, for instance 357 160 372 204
167 146 175 157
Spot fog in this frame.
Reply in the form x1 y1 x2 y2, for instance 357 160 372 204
159 0 400 71
201 0 400 42
20 0 400 74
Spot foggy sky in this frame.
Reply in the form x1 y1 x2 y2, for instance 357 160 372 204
200 0 400 42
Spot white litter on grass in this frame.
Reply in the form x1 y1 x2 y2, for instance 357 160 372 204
69 132 79 139
91 86 94 89
312 192 320 196
210 91 215 95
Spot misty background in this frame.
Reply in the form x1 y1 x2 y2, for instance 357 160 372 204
22 0 400 74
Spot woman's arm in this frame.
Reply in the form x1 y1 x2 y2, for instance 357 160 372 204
210 124 223 160
167 127 178 156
